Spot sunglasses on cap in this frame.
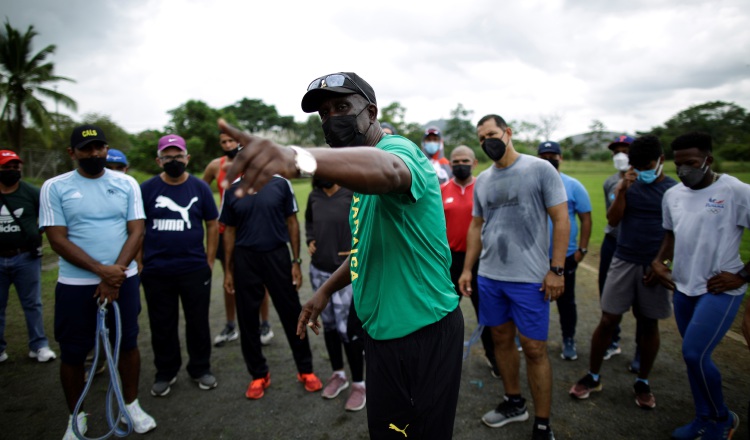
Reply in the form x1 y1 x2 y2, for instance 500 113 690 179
306 73 373 104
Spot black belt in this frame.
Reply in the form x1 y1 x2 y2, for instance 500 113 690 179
0 247 33 257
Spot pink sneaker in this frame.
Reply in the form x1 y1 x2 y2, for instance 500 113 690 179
322 374 349 399
345 383 366 412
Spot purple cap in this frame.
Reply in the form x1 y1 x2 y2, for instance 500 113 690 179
157 134 186 152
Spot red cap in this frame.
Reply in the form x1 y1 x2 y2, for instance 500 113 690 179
0 150 22 165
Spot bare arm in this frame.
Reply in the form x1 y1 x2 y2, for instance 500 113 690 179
458 216 484 296
218 119 412 198
544 202 570 301
205 219 218 270
297 256 353 338
575 211 592 262
115 219 144 269
203 159 220 186
223 225 236 295
287 213 302 290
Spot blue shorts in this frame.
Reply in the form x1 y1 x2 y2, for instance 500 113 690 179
477 276 549 341
54 275 142 364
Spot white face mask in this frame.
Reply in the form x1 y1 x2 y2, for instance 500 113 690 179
613 152 630 172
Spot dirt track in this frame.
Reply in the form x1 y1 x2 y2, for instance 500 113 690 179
1 255 749 439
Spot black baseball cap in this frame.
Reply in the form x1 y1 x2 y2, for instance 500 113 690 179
301 72 377 113
70 124 107 149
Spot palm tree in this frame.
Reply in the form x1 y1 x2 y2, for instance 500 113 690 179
0 20 76 152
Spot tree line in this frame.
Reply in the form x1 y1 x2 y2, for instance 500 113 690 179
2 20 749 177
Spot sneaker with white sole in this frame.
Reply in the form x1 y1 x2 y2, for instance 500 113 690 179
0 350 7 363
322 373 349 399
122 399 156 434
151 377 177 397
29 346 56 363
193 373 218 390
260 322 274 346
214 324 239 347
345 383 366 411
62 412 87 440
481 396 529 428
603 343 622 360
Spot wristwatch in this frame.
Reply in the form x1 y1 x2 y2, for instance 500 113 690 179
738 268 750 283
578 248 588 255
289 146 317 178
292 258 302 264
550 266 564 276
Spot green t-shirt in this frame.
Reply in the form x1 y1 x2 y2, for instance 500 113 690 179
0 181 41 250
350 135 458 340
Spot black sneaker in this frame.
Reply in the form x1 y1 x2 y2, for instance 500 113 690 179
481 396 529 428
532 425 556 440
569 373 602 400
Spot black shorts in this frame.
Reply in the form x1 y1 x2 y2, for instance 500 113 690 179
364 306 463 440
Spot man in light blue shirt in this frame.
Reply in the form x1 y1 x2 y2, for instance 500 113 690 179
537 141 592 362
41 125 155 439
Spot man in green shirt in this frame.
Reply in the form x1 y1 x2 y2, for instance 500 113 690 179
219 72 462 440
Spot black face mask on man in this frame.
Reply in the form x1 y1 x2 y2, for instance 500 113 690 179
0 169 21 186
677 157 708 188
322 106 371 148
545 158 560 170
481 137 507 162
163 160 186 178
225 147 239 159
78 157 107 176
452 164 472 180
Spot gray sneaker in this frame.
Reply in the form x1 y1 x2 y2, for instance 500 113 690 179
151 377 176 397
214 324 239 347
481 396 529 428
0 350 7 363
260 322 274 346
560 337 578 361
194 373 218 390
603 342 622 360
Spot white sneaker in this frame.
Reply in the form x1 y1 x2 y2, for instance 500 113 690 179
62 412 87 440
29 347 57 363
0 350 8 362
122 398 157 434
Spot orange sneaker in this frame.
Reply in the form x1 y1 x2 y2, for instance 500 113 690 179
245 372 271 399
297 372 322 392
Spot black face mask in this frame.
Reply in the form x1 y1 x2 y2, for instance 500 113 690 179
78 157 107 176
314 178 335 189
0 169 21 187
225 147 239 159
481 137 507 162
452 164 472 180
545 158 560 170
163 160 186 178
322 107 370 148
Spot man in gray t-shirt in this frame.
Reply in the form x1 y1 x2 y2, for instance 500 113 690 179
459 114 569 440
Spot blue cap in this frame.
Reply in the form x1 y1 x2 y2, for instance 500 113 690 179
537 141 561 155
106 149 128 165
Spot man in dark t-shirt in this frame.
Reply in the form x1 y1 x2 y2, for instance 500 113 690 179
570 135 677 410
221 174 321 399
0 150 56 364
140 135 219 396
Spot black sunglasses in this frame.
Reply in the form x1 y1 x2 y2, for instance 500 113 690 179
306 73 372 105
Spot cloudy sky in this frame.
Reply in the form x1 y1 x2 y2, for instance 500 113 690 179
5 0 750 140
